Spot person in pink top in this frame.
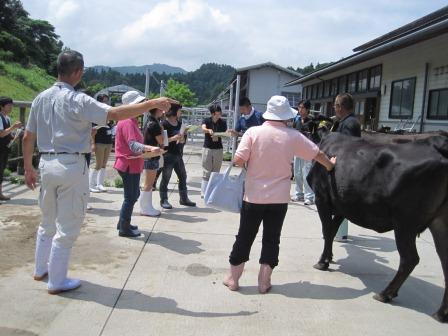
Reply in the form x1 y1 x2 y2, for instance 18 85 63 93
114 91 165 238
223 95 336 293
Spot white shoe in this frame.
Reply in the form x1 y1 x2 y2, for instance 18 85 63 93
140 191 161 217
201 180 208 199
47 246 81 294
97 168 107 192
89 169 100 193
34 233 52 281
304 199 315 205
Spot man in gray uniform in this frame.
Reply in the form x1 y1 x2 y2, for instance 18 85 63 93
23 50 177 294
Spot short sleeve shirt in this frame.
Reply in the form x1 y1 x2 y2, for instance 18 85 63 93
0 114 11 130
94 121 114 144
202 117 227 149
162 119 182 155
235 109 264 133
235 121 319 204
26 82 110 153
143 115 163 147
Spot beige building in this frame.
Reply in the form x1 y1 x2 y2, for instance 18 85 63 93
285 6 448 132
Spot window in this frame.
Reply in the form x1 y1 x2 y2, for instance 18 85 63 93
354 100 365 116
282 92 301 108
348 73 357 93
358 70 368 92
330 78 338 96
312 84 318 99
324 80 331 97
389 78 416 119
427 89 448 120
369 65 382 90
338 75 347 93
317 82 324 98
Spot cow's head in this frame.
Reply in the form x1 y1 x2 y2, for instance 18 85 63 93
312 115 334 144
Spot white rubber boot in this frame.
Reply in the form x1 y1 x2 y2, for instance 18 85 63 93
201 179 208 199
97 168 107 192
140 191 161 217
47 246 81 295
33 233 52 281
89 169 100 193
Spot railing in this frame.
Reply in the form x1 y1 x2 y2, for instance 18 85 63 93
7 100 32 174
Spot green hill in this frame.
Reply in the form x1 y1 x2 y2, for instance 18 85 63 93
0 61 55 120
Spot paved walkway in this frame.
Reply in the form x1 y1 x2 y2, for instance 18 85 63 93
0 145 446 336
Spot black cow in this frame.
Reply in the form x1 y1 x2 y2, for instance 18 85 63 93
307 131 448 322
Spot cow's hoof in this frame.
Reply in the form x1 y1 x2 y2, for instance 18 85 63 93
313 262 329 271
373 292 396 303
432 310 448 323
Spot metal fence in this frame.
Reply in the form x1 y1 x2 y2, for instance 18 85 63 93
7 100 31 174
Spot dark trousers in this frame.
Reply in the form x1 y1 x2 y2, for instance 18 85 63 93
118 170 141 231
159 153 187 194
229 201 288 269
0 148 9 185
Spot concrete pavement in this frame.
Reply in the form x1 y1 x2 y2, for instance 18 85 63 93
0 145 446 336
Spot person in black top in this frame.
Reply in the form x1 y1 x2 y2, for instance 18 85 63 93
201 105 227 197
159 104 196 209
0 97 22 201
291 100 315 205
333 93 361 241
334 93 361 137
140 107 164 216
89 94 113 192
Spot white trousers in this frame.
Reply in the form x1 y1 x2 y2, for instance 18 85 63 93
37 154 89 248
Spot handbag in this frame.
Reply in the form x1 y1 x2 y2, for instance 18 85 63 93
204 164 246 213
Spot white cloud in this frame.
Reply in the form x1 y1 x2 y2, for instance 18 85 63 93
47 0 80 22
20 0 448 71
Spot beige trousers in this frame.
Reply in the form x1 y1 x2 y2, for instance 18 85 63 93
202 148 224 180
94 143 112 170
37 154 89 248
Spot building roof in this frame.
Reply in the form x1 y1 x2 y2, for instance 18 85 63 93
285 6 448 87
94 84 144 99
236 62 301 77
353 5 448 52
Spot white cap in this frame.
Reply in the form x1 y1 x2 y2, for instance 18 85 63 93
262 95 297 121
121 91 146 105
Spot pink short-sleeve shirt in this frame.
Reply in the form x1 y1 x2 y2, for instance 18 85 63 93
114 118 144 174
235 121 319 204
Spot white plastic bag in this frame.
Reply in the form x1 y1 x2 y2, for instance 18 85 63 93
204 164 245 213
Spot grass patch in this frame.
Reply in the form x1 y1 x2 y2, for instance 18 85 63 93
9 175 25 185
223 151 232 161
114 177 124 188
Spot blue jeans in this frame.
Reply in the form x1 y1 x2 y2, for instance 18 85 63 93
118 170 141 229
293 157 314 201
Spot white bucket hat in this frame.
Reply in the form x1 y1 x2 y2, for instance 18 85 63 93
262 95 298 121
122 90 146 105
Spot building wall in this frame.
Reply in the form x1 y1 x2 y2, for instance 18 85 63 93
299 32 448 132
378 33 448 132
246 67 302 112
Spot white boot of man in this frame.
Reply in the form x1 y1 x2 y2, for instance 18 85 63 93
201 179 208 199
96 168 107 192
89 169 100 193
140 190 161 217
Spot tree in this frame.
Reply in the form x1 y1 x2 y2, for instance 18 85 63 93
0 0 63 74
163 79 198 107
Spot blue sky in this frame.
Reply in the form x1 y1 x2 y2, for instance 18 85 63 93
21 0 448 71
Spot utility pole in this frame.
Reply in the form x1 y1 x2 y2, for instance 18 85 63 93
145 67 150 97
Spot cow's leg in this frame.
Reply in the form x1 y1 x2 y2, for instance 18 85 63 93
314 199 344 270
373 228 419 303
429 216 448 323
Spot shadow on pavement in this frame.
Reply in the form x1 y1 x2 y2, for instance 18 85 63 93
238 236 443 319
63 281 257 318
161 212 207 223
148 232 204 255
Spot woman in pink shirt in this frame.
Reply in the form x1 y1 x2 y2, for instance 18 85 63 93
114 91 164 238
224 96 336 293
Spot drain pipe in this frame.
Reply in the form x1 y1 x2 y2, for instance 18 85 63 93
420 62 430 133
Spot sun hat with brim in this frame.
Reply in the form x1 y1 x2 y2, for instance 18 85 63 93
262 95 297 121
122 91 146 105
